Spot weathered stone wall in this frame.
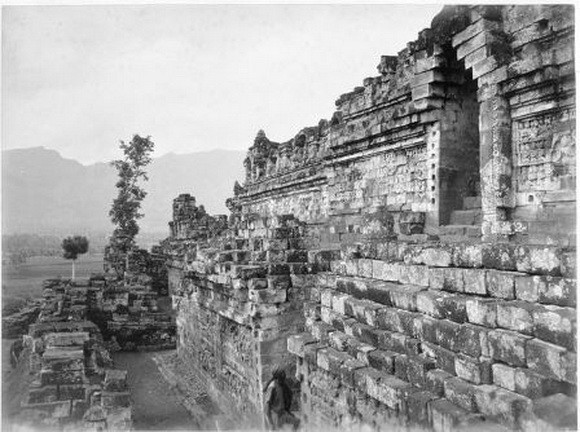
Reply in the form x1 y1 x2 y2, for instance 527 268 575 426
288 242 576 431
8 271 178 430
14 278 132 431
237 4 575 246
164 4 576 431
164 210 310 426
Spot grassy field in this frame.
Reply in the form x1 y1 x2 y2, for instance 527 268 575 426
2 254 104 312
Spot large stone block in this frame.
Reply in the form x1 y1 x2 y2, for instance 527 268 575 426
350 340 376 365
345 298 383 325
458 323 490 357
440 294 468 323
43 332 89 348
339 357 366 388
425 368 453 397
455 353 492 385
320 289 334 308
303 342 327 365
40 369 84 386
441 268 465 293
559 251 576 279
514 368 572 399
379 331 409 355
328 330 350 352
102 391 131 408
317 347 350 373
311 321 334 343
486 271 516 300
416 291 448 319
466 298 498 327
27 386 59 404
462 269 487 295
345 259 358 276
422 342 456 375
330 292 350 315
406 355 436 387
406 390 438 426
399 265 429 287
496 301 535 335
388 284 424 311
416 315 438 345
487 329 530 367
358 259 374 278
372 261 402 283
287 333 317 358
429 399 472 432
514 275 540 303
473 385 533 429
527 246 562 276
525 338 568 381
444 376 478 412
492 363 516 391
104 369 128 392
452 244 484 268
482 244 517 272
419 246 453 267
367 371 414 411
397 310 422 339
376 308 404 333
248 286 287 303
563 352 576 384
538 277 576 307
367 349 397 374
435 319 462 352
532 305 575 350
429 267 446 290
394 354 409 381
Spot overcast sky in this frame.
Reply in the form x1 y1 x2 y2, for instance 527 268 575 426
3 4 442 164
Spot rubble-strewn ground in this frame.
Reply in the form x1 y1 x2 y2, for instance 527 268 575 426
2 340 35 432
113 351 199 430
151 350 239 430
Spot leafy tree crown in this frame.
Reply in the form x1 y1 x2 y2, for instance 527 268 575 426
62 236 89 261
108 135 154 256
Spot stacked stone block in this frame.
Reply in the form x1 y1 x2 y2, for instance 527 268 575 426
288 239 576 430
15 279 132 431
165 207 314 425
163 4 576 431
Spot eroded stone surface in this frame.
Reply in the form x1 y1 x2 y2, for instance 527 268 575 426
158 4 576 431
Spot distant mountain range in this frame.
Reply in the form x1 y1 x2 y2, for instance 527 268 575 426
2 147 246 238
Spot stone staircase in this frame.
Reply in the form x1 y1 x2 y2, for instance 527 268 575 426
288 241 577 431
439 196 482 242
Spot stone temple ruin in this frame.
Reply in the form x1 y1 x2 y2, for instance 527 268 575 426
5 4 576 432
160 5 577 431
9 271 176 430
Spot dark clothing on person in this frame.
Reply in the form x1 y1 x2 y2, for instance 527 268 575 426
265 369 299 430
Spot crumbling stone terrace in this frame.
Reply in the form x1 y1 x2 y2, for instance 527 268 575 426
10 272 176 430
163 4 576 431
14 278 132 431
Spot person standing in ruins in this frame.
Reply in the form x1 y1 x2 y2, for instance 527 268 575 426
264 368 300 431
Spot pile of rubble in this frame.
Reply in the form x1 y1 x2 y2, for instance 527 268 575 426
9 273 176 430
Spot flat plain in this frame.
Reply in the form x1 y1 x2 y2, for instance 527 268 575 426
2 254 104 312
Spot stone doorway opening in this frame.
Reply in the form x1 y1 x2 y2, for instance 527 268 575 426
438 66 481 240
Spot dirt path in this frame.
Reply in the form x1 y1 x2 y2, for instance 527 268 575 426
113 351 199 431
2 339 35 432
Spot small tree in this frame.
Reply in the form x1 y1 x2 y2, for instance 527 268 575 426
107 134 155 276
62 236 89 280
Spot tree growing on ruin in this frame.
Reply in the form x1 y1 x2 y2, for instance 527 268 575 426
62 235 89 280
107 135 155 277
